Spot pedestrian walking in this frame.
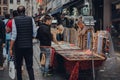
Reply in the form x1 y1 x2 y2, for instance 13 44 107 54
3 14 10 58
36 15 53 77
0 19 5 70
10 6 36 80
6 10 19 62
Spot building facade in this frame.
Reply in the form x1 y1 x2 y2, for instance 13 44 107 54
8 0 38 16
0 0 9 15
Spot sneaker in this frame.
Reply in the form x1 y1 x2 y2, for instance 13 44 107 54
21 66 24 71
21 66 24 73
42 72 45 77
44 73 53 77
47 73 53 76
0 66 4 70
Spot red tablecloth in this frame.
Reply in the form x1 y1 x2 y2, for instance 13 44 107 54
50 48 105 80
65 60 105 80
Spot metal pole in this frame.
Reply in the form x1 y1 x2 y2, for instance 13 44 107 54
92 48 95 80
89 0 96 79
31 0 33 16
46 0 47 13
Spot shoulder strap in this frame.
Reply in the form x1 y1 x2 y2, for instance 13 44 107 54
5 19 10 26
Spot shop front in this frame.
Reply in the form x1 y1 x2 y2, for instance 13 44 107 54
111 0 120 51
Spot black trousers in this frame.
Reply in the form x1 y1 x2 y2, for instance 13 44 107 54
15 48 35 80
0 39 4 66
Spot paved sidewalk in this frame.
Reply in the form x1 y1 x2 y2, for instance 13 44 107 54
0 41 120 80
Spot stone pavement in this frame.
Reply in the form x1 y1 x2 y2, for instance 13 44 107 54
0 42 64 80
0 41 120 80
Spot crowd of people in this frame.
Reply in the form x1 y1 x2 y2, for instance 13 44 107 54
0 5 66 80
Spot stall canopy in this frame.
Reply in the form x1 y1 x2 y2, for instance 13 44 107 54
63 0 84 8
50 7 62 15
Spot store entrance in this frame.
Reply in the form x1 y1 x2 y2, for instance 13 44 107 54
92 0 104 32
112 21 120 52
111 1 120 52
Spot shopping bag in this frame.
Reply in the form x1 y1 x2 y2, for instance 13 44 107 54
3 47 6 57
9 60 16 79
40 52 46 66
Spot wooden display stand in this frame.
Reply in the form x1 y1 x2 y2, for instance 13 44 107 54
78 27 94 50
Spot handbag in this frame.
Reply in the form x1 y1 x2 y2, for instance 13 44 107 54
9 57 16 79
40 52 46 66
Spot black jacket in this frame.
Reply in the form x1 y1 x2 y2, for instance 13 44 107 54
0 19 5 43
14 15 33 48
36 23 52 46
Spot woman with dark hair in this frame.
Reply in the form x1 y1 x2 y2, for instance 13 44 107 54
6 10 18 33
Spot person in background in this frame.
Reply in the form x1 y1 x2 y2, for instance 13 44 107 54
106 26 110 33
36 15 53 77
3 14 10 58
6 10 18 62
58 13 69 27
3 14 10 24
6 10 18 33
10 6 36 80
51 24 64 44
0 19 5 70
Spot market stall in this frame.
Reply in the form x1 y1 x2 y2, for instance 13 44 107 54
51 41 106 80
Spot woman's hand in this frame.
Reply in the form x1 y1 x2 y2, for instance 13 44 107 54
10 49 13 56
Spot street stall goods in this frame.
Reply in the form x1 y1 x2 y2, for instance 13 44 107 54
51 41 106 80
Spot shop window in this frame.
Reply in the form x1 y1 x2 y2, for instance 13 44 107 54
10 0 13 4
3 0 8 5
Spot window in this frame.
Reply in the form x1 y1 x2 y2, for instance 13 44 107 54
3 0 8 4
0 7 1 15
17 0 20 4
0 0 1 4
10 0 13 4
3 7 8 14
10 9 13 16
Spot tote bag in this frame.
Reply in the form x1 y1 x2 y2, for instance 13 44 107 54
9 60 16 79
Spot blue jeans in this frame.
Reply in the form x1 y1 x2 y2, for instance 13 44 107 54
6 40 10 61
40 47 51 74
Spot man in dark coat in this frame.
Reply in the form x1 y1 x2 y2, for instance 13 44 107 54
10 6 36 80
0 19 5 70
